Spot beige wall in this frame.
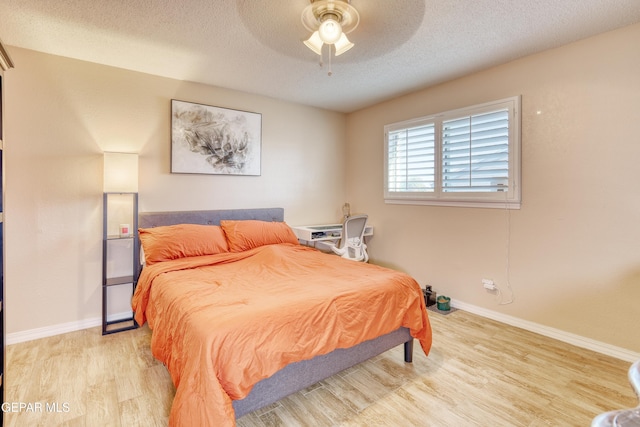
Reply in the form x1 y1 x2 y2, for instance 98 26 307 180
4 47 346 334
346 23 640 352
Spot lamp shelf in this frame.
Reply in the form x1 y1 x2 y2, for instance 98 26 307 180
106 235 134 240
105 276 135 287
102 191 138 335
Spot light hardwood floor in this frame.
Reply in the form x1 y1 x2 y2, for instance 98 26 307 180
5 310 637 426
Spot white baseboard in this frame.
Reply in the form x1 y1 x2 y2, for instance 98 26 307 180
6 311 133 345
452 300 640 363
7 318 101 345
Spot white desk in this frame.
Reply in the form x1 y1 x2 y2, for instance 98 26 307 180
291 223 373 243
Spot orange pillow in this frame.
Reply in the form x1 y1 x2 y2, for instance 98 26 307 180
220 220 299 252
138 224 229 265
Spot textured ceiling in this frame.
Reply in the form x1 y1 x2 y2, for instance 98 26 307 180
1 0 639 112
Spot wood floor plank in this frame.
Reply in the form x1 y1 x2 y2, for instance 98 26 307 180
235 409 266 427
321 372 375 413
83 379 121 427
5 310 638 426
268 391 334 426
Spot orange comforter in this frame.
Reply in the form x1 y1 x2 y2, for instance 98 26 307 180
132 243 432 427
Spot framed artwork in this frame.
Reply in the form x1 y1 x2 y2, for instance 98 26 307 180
171 99 262 175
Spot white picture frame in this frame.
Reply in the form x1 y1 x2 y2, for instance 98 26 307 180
171 99 262 176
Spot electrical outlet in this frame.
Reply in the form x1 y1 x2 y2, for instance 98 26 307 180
482 279 496 291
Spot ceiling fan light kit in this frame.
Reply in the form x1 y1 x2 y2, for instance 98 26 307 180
301 0 360 74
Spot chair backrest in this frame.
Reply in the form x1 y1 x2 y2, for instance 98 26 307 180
343 214 368 242
340 215 368 261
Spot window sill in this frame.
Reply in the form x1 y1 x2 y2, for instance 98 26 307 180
384 198 521 209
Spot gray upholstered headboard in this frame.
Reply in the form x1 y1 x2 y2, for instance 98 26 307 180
138 207 284 229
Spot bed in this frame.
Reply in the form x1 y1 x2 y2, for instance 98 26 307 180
132 208 432 426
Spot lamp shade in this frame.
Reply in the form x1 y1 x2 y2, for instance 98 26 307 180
334 33 354 56
103 152 138 192
304 31 324 55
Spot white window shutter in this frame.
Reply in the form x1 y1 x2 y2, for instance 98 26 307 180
442 109 509 192
384 96 520 208
387 123 435 193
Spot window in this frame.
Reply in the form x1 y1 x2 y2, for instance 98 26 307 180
384 96 521 208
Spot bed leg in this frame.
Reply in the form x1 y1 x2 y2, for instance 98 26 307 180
404 339 413 363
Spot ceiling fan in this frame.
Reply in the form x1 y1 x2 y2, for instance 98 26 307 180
301 0 360 75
